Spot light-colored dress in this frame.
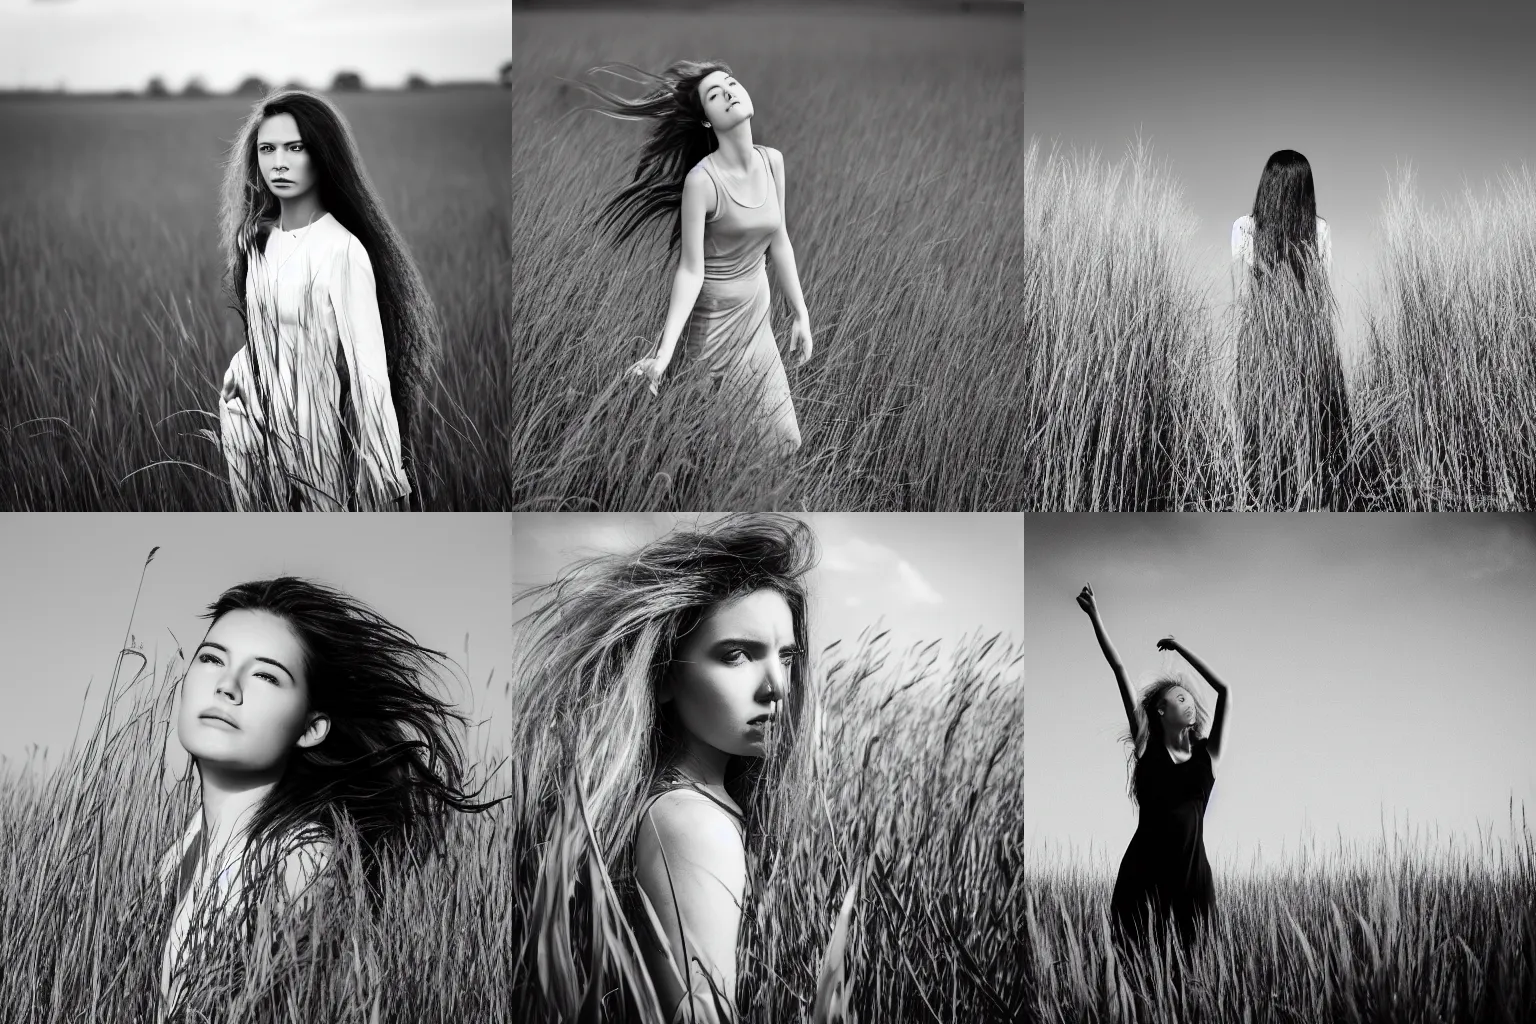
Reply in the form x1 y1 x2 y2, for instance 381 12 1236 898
1231 214 1331 273
219 213 410 511
681 145 801 451
154 812 331 1019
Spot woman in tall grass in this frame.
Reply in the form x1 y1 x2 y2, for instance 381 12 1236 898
1231 149 1353 508
156 576 491 1017
512 513 817 1022
579 61 813 457
1076 583 1228 951
217 89 440 511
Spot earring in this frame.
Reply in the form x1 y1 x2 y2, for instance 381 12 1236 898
703 121 711 128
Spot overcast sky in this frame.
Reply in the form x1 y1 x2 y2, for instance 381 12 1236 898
1026 0 1536 359
1025 513 1536 873
0 0 510 92
512 514 1024 668
0 514 513 768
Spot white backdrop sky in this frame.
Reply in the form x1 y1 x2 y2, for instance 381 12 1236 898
1025 513 1536 872
0 0 511 92
0 514 514 767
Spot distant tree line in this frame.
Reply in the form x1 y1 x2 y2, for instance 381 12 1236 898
136 66 513 98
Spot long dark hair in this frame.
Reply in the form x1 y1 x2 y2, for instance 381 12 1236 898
576 60 734 248
1119 676 1209 805
219 90 440 481
1250 149 1324 284
199 576 497 896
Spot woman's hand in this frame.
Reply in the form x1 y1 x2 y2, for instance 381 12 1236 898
1076 583 1097 615
1156 636 1180 652
788 315 814 367
628 355 667 397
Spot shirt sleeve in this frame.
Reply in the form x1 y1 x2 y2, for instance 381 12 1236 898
1231 216 1253 264
331 237 410 505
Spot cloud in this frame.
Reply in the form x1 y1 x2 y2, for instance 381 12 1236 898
821 536 944 607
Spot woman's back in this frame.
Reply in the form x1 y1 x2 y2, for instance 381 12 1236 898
1231 214 1331 273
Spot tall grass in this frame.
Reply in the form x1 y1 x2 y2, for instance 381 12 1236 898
2 561 1025 1021
1024 818 1536 1023
0 89 514 511
506 10 1027 510
1025 138 1536 510
516 627 1027 1023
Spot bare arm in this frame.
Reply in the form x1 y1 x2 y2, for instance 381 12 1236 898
1076 584 1136 739
633 792 745 1024
632 167 711 392
1159 637 1229 758
764 148 812 365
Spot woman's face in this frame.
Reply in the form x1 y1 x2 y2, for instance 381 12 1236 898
696 70 753 132
1158 686 1198 730
256 113 317 201
663 588 797 759
177 609 328 773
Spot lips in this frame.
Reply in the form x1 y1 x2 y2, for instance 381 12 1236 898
747 713 775 725
271 178 293 185
199 709 239 728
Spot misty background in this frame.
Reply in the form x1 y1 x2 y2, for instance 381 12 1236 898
0 0 511 94
1025 513 1536 871
1025 0 1536 360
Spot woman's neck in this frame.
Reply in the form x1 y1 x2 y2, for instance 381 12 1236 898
277 191 326 232
711 121 756 174
1163 725 1192 754
673 736 731 789
198 762 282 857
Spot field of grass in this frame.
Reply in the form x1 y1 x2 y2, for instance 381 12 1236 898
1023 139 1536 510
0 563 1025 1022
1024 824 1536 1023
0 88 512 511
507 9 1026 510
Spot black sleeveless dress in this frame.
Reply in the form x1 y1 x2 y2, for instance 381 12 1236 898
1110 736 1216 946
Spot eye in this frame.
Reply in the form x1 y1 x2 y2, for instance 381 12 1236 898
254 670 281 685
779 648 800 666
289 144 303 152
197 651 222 666
722 648 749 666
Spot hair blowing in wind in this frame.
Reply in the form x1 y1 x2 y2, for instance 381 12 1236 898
574 60 735 248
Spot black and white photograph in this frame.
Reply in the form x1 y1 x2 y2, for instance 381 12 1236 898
0 0 511 511
1024 0 1536 511
0 513 518 1019
1023 513 1536 1021
507 1 1025 511
507 512 1024 1021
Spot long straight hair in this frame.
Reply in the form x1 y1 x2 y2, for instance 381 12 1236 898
218 90 440 483
575 60 734 248
198 577 498 899
1250 149 1324 285
509 513 819 910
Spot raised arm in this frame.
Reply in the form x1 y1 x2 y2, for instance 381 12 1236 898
633 791 745 1024
630 167 710 394
1158 637 1229 758
1076 584 1137 740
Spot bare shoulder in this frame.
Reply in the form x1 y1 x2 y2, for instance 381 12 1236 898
763 146 785 174
635 790 745 877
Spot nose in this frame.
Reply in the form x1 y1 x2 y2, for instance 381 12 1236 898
760 658 786 703
214 667 241 702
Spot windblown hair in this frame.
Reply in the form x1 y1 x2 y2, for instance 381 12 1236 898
509 513 819 906
1250 149 1325 285
218 90 440 484
1119 676 1209 805
576 60 735 247
197 576 497 899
